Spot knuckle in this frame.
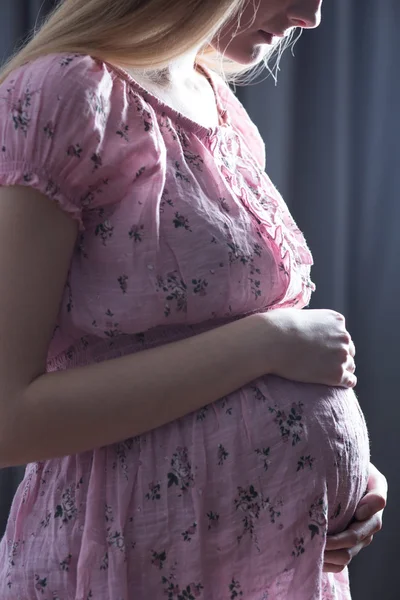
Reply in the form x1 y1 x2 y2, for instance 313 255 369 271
377 491 387 509
337 362 346 375
374 519 383 533
365 536 373 546
329 310 345 322
348 359 356 373
337 313 346 322
333 366 345 384
336 348 349 363
325 563 345 574
335 564 347 573
347 531 359 547
340 333 351 345
342 549 353 564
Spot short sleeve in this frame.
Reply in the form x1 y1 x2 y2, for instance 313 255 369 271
0 52 161 231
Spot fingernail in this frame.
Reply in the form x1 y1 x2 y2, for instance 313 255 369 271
356 505 369 520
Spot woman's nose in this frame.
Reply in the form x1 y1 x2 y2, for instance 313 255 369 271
289 0 322 30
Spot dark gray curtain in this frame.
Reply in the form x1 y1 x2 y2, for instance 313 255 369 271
0 0 55 61
0 1 398 598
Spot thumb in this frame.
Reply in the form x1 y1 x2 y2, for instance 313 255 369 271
355 492 386 521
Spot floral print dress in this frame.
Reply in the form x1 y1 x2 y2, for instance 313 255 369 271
0 53 370 600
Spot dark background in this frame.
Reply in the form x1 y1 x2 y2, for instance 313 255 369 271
1 1 398 597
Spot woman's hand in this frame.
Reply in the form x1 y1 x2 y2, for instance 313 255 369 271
324 462 388 573
263 308 356 387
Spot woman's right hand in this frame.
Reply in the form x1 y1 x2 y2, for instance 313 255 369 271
262 308 356 388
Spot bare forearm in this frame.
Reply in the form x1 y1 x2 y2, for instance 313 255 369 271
1 313 270 467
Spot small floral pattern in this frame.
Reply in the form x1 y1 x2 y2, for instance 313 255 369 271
167 447 194 493
151 550 167 570
196 406 208 422
128 224 144 242
217 444 229 466
146 481 161 501
308 495 328 540
229 578 244 599
297 455 315 472
181 522 197 542
0 52 370 599
206 511 220 530
59 554 72 572
255 447 271 471
234 485 282 551
161 571 204 600
112 438 134 480
269 402 305 446
54 485 79 526
156 272 187 317
292 537 306 558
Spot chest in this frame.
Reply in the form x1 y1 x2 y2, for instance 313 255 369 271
130 74 220 130
162 86 220 129
73 131 303 329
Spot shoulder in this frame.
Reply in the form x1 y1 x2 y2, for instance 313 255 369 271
1 52 113 94
0 53 110 149
0 53 162 223
1 53 105 109
0 52 158 138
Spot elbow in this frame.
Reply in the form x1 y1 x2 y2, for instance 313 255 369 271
0 397 28 468
0 448 24 469
0 440 21 470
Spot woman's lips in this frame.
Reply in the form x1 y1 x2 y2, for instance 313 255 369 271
257 30 274 44
256 29 286 45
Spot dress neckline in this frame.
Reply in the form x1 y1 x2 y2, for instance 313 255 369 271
100 58 231 138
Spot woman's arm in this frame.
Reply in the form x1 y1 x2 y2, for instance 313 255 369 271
0 186 356 468
0 186 273 467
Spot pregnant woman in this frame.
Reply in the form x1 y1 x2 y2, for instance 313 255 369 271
0 0 387 598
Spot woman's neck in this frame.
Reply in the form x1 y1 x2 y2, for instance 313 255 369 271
131 47 201 88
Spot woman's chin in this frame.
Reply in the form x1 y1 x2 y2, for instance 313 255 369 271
223 43 275 67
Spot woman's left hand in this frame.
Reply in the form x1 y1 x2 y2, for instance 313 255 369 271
323 462 388 573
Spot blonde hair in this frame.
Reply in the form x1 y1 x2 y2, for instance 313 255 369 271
0 0 297 87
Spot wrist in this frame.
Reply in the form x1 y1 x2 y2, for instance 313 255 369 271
242 311 281 379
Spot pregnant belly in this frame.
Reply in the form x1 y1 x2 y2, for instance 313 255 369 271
223 374 371 534
129 374 370 540
0 374 370 600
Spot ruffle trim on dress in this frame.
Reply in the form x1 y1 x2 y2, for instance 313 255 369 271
209 126 315 308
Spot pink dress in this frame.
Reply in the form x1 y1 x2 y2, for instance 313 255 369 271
0 53 370 599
